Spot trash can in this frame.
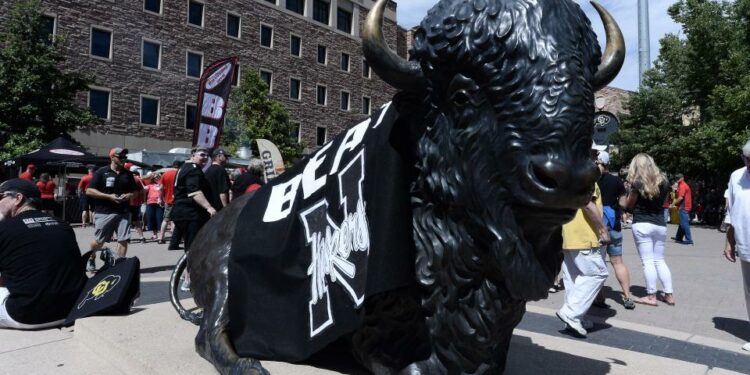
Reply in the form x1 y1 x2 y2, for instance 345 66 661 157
669 207 680 224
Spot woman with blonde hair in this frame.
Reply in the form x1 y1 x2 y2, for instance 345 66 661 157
619 153 675 306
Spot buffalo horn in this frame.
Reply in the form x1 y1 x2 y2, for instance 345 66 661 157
362 0 426 91
590 1 625 91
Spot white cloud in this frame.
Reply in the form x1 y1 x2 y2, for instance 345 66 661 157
395 0 682 91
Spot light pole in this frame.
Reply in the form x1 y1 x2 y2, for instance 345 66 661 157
638 0 651 86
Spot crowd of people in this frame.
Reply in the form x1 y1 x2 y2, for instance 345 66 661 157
1 139 750 360
555 139 750 354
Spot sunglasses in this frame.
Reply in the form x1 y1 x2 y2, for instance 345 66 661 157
197 153 209 158
0 192 18 200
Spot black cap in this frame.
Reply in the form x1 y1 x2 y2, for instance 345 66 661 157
0 178 41 199
212 148 228 157
191 146 209 154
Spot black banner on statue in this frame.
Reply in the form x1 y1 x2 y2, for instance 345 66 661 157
192 57 238 149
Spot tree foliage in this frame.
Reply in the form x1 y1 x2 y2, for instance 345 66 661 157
0 0 99 160
612 0 750 185
223 71 302 163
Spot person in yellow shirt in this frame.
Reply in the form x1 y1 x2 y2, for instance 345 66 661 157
556 179 611 338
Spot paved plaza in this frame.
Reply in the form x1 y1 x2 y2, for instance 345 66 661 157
0 223 748 374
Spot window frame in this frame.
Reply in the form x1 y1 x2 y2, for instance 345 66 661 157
340 90 350 112
187 0 205 28
317 45 327 65
316 84 327 106
316 126 327 146
340 52 350 72
226 11 242 39
362 59 371 79
290 33 302 58
260 23 274 49
290 121 301 144
289 77 302 101
89 25 113 61
88 86 112 121
285 0 305 15
185 49 204 79
336 7 352 34
259 69 273 93
312 0 330 25
143 0 162 15
361 96 371 115
141 38 162 71
185 102 197 130
140 94 161 126
40 14 57 43
232 65 241 87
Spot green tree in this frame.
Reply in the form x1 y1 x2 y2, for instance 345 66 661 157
224 71 302 163
0 0 99 160
612 0 750 185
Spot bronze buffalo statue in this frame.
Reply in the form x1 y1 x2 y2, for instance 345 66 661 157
170 0 624 373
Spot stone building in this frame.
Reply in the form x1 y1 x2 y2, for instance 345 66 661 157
0 0 403 156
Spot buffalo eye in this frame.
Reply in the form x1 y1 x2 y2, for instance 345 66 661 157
451 90 471 107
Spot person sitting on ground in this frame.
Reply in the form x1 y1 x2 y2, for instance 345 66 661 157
0 179 87 329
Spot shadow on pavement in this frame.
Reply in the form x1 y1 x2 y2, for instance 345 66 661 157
713 317 750 342
507 336 612 374
140 265 175 274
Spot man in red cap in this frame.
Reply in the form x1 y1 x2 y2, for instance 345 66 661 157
85 147 139 271
19 164 35 181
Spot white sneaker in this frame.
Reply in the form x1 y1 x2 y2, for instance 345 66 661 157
742 342 750 351
180 279 191 292
556 311 587 337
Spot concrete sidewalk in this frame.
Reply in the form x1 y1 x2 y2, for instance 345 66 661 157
0 224 748 374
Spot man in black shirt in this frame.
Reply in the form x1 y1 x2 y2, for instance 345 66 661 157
232 159 265 198
172 146 216 252
595 151 636 310
86 147 139 270
204 148 231 210
0 179 87 329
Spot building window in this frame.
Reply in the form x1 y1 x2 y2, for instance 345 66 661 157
259 69 273 93
316 85 327 106
290 34 301 57
140 95 160 125
88 88 110 120
290 121 300 143
289 78 301 100
186 51 203 78
227 12 241 38
40 15 55 44
90 27 112 59
185 103 197 129
317 45 326 64
144 0 161 14
362 59 371 78
286 0 304 15
188 1 204 27
362 96 371 115
142 39 161 70
232 65 240 87
340 53 350 72
260 24 273 48
264 0 276 4
340 91 350 111
313 0 329 24
337 8 352 34
316 127 327 146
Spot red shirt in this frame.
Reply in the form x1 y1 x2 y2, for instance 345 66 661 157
78 174 93 192
37 181 56 200
677 179 692 212
160 169 177 205
20 171 33 181
130 176 144 206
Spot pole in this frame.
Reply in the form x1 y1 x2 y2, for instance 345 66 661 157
638 0 651 86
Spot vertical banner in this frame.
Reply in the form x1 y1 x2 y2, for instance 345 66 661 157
256 138 286 182
192 56 238 149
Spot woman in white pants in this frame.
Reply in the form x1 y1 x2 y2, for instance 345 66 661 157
620 153 675 306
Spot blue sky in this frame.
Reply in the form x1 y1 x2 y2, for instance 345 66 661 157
395 0 683 92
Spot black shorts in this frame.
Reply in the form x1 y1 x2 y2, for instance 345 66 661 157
79 194 94 211
41 198 56 211
130 205 142 222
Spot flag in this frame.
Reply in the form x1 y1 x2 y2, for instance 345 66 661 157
192 57 238 149
255 138 285 181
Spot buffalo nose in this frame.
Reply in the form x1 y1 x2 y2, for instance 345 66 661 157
530 156 600 193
